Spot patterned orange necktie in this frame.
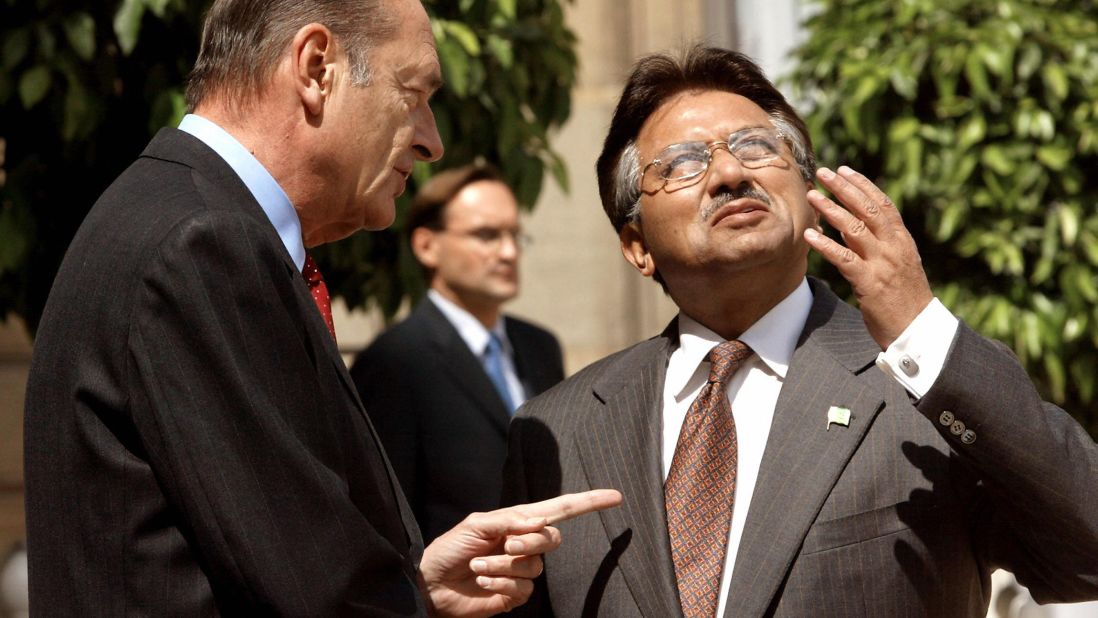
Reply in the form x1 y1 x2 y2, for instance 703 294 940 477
665 339 753 618
302 254 336 343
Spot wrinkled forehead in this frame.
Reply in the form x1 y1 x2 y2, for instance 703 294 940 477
636 89 773 154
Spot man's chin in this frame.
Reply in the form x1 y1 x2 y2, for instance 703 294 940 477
360 200 397 231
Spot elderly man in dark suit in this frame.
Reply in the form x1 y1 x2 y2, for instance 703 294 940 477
22 0 618 615
351 164 564 543
502 46 1098 617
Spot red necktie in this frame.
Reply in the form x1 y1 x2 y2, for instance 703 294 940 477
665 339 752 618
302 254 336 343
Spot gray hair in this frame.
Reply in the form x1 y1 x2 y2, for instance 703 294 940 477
616 113 817 225
186 0 397 110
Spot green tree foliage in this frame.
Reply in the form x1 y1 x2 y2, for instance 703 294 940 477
0 0 576 331
790 0 1098 431
0 0 205 333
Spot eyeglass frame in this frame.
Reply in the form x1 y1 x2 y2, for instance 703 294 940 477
638 126 792 194
435 226 533 250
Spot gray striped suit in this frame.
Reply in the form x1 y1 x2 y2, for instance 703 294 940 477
503 278 1098 617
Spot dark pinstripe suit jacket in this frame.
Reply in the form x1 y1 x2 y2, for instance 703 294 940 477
503 278 1098 617
24 128 426 615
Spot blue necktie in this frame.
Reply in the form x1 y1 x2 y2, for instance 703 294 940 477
483 333 516 414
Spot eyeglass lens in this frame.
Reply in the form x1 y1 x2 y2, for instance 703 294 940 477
643 127 785 191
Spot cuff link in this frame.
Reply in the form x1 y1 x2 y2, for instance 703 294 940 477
899 355 919 377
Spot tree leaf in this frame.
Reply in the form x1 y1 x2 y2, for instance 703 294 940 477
18 64 51 109
2 28 30 70
146 0 171 18
63 12 96 61
0 206 30 270
442 21 480 56
545 149 569 194
497 0 517 20
1036 144 1072 171
981 144 1013 175
957 114 986 150
113 0 146 56
1057 205 1080 246
436 37 470 97
486 34 513 69
1043 63 1070 102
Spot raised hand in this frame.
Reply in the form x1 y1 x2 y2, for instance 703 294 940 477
804 166 934 350
418 489 623 617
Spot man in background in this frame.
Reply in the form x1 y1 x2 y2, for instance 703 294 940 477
503 46 1098 617
352 164 564 543
22 0 618 614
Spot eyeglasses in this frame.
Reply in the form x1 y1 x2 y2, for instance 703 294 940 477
640 126 788 193
440 227 533 250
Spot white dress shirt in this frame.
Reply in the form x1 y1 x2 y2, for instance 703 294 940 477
428 290 527 408
662 278 959 616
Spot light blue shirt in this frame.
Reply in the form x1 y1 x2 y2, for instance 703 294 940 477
427 289 527 408
177 114 305 271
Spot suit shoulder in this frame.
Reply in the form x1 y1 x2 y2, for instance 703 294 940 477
519 337 663 418
504 314 562 350
504 315 557 338
350 313 433 376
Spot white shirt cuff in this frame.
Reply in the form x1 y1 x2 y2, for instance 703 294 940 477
874 298 960 399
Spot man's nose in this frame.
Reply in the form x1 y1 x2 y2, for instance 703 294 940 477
497 231 521 259
705 146 750 195
412 104 444 162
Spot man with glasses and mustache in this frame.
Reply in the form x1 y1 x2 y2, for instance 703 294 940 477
502 46 1098 617
352 163 564 544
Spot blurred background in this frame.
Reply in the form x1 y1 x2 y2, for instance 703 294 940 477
1 0 1096 616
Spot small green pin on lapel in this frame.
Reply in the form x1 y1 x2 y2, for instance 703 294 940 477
827 406 851 431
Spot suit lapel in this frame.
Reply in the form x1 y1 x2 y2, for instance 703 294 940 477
417 302 513 434
296 263 425 556
724 281 884 617
146 130 423 555
574 328 683 618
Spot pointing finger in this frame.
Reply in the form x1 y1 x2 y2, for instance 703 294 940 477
514 489 623 525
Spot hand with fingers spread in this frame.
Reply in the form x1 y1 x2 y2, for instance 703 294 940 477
803 165 934 350
418 489 623 617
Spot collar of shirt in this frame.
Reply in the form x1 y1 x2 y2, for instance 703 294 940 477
666 278 814 402
427 289 511 357
177 114 305 272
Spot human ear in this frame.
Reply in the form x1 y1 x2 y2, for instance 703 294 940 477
291 24 336 117
619 221 656 277
411 227 441 270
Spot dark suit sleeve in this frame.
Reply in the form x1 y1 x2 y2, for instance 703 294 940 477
350 340 421 511
917 323 1098 602
126 211 421 614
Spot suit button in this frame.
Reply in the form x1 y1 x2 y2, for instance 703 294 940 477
939 411 955 426
899 355 919 377
961 429 977 445
950 420 966 436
